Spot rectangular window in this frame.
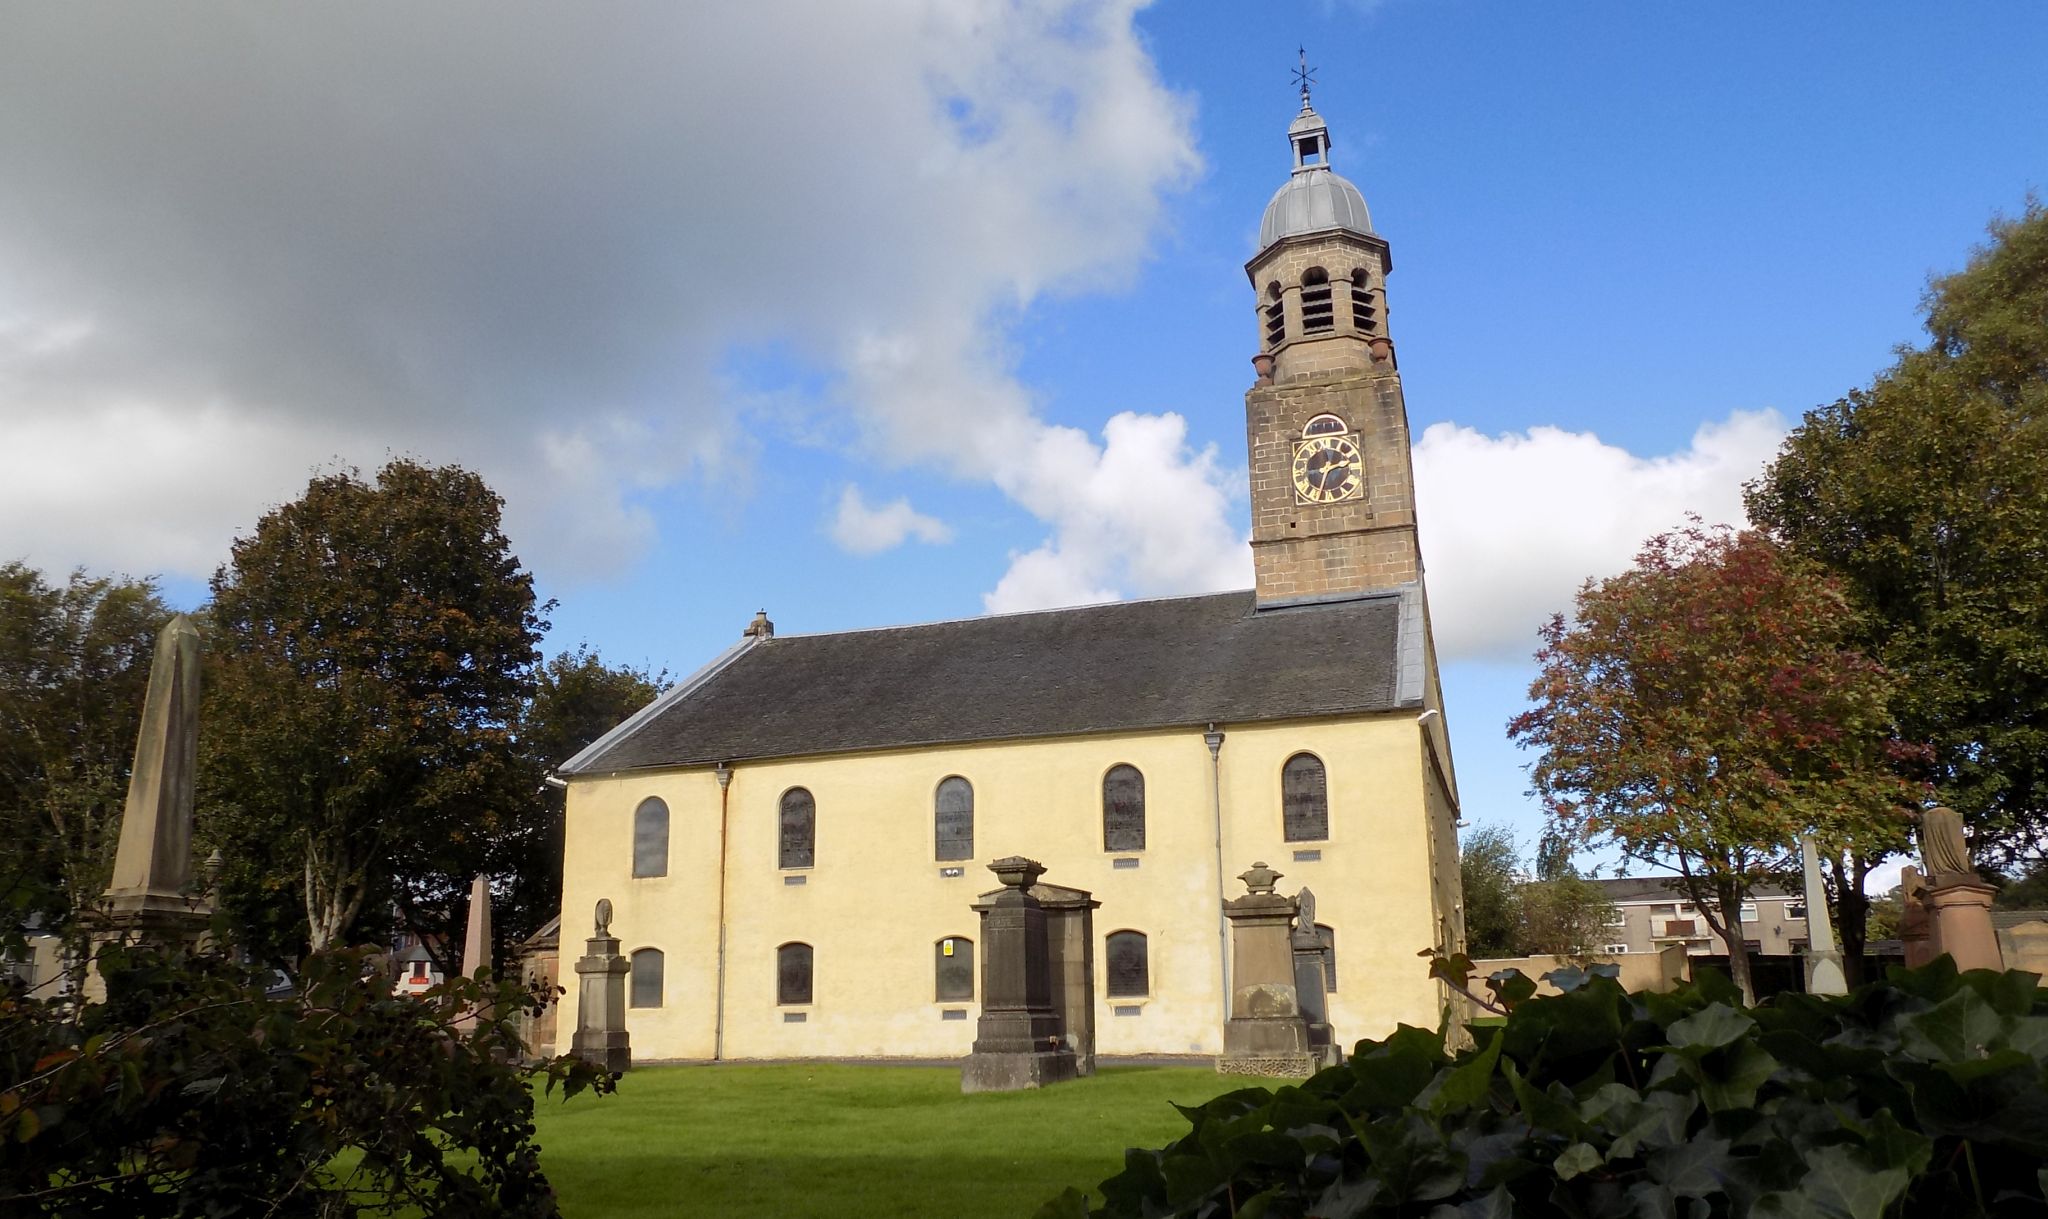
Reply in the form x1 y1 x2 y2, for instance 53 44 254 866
1603 944 1629 955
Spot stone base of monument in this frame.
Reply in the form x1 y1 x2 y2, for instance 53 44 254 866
1802 949 1848 996
961 1046 1079 1093
1217 1016 1318 1077
571 1028 631 1075
85 894 212 1002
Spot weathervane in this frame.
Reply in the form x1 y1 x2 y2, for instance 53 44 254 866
1293 47 1317 110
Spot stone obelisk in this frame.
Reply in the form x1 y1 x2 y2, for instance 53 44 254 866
91 614 211 998
1798 836 1847 995
462 873 493 979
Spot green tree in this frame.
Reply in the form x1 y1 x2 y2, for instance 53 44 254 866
499 646 663 948
0 563 171 938
1517 875 1618 961
1509 523 1922 1000
1458 823 1524 959
1748 202 2048 878
1 943 611 1216
203 461 548 961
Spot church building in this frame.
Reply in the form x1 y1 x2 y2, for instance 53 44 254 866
554 90 1465 1061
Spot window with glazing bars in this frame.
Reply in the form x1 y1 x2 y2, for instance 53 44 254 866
934 936 974 1002
1281 753 1329 842
778 787 815 869
777 942 813 1005
1101 764 1145 853
632 797 669 877
1105 930 1148 998
629 948 664 1008
934 776 974 861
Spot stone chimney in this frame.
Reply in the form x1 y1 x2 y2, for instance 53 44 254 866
743 609 774 639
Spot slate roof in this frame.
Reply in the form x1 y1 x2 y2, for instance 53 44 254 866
1591 877 1799 903
561 588 1418 775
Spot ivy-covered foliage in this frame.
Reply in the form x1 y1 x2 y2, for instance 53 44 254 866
1043 961 2048 1219
0 945 611 1216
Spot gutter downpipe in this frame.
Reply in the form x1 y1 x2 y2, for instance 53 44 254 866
713 761 733 1061
1205 724 1229 1033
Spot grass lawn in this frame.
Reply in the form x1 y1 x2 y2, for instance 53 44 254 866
532 1063 1277 1218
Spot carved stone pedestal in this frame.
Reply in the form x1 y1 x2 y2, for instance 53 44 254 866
571 900 631 1074
963 857 1078 1093
1927 879 2004 973
1218 862 1316 1078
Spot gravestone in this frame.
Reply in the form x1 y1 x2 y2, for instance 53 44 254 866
974 873 1099 1076
1917 806 2003 972
91 614 212 999
962 856 1078 1093
571 899 631 1073
1289 887 1340 1067
1219 861 1316 1077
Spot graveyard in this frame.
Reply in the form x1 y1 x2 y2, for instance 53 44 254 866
528 1062 1277 1219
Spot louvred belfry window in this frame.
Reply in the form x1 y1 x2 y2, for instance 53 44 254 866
1282 753 1329 842
1105 930 1149 998
777 942 813 1006
1102 764 1145 853
1350 268 1377 333
934 776 974 861
1300 267 1334 334
778 787 815 870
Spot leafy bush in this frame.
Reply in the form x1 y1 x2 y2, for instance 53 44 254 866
1042 959 2048 1218
0 944 611 1216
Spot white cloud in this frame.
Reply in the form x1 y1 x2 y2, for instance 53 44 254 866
982 410 1249 613
1413 408 1790 662
0 2 1201 587
830 486 954 555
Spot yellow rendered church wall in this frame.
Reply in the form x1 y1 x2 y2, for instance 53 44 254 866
557 713 1453 1063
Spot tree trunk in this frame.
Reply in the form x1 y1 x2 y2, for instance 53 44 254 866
1831 852 1872 988
1711 881 1757 1005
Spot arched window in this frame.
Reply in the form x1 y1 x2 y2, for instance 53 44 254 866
1105 930 1149 998
1102 764 1145 853
934 776 974 861
632 797 669 878
1263 280 1285 348
1350 268 1377 333
776 942 813 1006
778 787 815 870
629 948 664 1008
1282 753 1329 842
1316 924 1337 991
1300 267 1334 334
934 935 974 1002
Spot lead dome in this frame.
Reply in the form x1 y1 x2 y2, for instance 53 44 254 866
1257 103 1374 249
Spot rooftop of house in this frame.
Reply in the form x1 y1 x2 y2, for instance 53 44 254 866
561 586 1425 775
1591 877 1801 904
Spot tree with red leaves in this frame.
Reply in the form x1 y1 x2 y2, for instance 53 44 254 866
1509 522 1924 1000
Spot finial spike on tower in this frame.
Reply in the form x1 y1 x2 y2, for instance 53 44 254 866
1293 47 1317 111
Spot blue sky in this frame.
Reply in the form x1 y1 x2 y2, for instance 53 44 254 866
3 2 2045 866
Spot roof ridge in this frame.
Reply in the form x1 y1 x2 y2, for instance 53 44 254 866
767 587 1257 642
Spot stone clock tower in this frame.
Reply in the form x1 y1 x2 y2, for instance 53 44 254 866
1245 91 1421 606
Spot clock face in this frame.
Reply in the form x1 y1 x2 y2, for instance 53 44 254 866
1292 434 1364 504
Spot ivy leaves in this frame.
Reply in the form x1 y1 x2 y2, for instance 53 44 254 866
1047 964 2048 1219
